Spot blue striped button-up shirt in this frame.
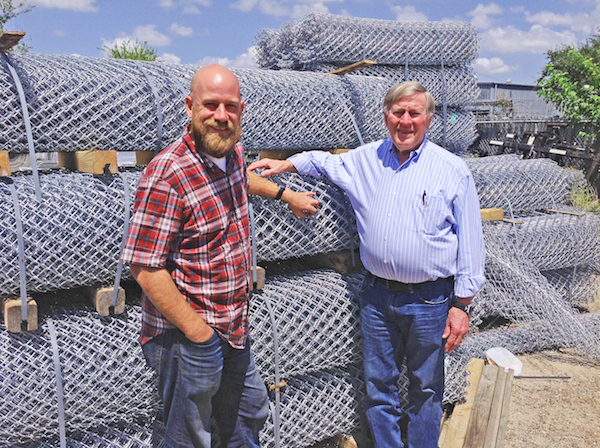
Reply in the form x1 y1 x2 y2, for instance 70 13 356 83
289 137 486 298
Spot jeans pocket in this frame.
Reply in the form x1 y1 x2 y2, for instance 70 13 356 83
415 287 451 305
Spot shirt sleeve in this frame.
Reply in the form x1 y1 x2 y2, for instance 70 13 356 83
289 150 356 194
121 174 184 268
453 172 486 298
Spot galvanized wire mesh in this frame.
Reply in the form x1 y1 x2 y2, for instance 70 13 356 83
308 64 479 107
464 155 576 212
0 54 475 154
542 266 600 306
0 303 158 447
251 270 362 379
0 170 359 296
254 13 478 69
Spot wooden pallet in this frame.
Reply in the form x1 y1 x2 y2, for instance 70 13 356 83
439 358 515 448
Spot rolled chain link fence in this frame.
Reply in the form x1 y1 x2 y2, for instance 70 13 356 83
254 13 478 70
0 54 475 154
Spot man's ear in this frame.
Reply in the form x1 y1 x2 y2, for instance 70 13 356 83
185 95 193 119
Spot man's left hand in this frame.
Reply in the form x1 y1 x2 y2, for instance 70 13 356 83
443 306 470 353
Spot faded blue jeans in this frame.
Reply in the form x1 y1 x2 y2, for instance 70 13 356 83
142 329 269 448
360 274 452 448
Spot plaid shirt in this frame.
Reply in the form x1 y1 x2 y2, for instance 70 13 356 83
121 126 251 348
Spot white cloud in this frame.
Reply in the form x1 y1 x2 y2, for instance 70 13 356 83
53 29 68 37
479 25 578 54
524 8 600 35
161 52 182 64
132 25 172 46
25 0 97 11
391 5 428 22
170 23 193 37
196 46 258 70
468 3 503 29
183 5 200 13
230 0 341 18
473 57 516 75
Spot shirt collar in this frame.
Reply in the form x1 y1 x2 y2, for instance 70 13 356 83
387 136 428 169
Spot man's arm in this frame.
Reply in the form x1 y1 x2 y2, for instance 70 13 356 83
130 264 214 343
247 169 319 218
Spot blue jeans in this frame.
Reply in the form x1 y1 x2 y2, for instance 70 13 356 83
360 274 452 448
142 329 269 448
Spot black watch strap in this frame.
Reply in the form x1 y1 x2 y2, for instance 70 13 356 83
452 300 472 315
274 186 285 200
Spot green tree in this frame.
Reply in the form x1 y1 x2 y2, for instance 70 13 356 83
102 39 158 61
0 0 33 31
537 34 600 141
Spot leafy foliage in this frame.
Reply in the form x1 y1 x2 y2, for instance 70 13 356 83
102 40 158 61
538 34 600 140
0 0 33 31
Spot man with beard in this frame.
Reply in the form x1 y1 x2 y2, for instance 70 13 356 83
121 64 319 448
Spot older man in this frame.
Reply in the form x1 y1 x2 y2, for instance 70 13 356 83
249 81 485 448
121 64 318 448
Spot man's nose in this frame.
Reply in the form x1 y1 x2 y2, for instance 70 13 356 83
214 103 228 122
399 111 412 124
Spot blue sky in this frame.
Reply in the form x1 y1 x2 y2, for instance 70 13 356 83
6 0 600 85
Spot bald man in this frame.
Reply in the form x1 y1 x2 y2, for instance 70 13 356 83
122 65 318 447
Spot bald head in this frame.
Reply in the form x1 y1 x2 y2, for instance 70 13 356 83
185 64 244 158
190 64 241 100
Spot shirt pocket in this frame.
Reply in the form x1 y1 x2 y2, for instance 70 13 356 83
413 193 446 235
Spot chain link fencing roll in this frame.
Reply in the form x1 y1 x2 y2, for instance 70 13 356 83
0 170 359 296
0 302 158 447
254 13 478 69
0 54 474 154
464 155 577 213
542 266 600 306
307 64 479 107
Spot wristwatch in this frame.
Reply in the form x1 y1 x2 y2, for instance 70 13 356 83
274 186 286 200
452 300 472 316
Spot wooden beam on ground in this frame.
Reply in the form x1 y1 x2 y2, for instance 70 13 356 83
463 364 499 447
0 151 10 176
136 151 155 166
2 297 38 332
85 285 126 316
439 358 485 448
328 60 378 75
0 31 26 52
58 150 118 174
545 208 586 217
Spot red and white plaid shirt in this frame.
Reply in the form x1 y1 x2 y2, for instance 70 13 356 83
121 126 251 348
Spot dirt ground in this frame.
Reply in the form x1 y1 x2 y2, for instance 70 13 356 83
504 349 600 447
504 296 600 448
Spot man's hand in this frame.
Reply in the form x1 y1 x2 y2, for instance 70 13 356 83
281 189 319 218
248 158 297 177
443 306 470 353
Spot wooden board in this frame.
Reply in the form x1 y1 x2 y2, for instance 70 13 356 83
328 60 378 75
2 297 38 332
480 208 504 221
494 369 514 448
463 364 499 447
0 151 10 176
136 151 155 166
259 149 303 160
484 368 508 447
0 31 26 52
58 150 118 174
439 358 485 448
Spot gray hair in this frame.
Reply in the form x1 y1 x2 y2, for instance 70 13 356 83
382 81 435 116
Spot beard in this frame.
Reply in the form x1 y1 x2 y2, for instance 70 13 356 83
191 118 242 158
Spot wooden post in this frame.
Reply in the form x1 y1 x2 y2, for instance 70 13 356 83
463 364 499 447
439 358 485 448
3 297 38 332
328 60 378 75
0 151 10 176
58 150 118 174
251 266 266 290
85 285 126 316
333 434 358 448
